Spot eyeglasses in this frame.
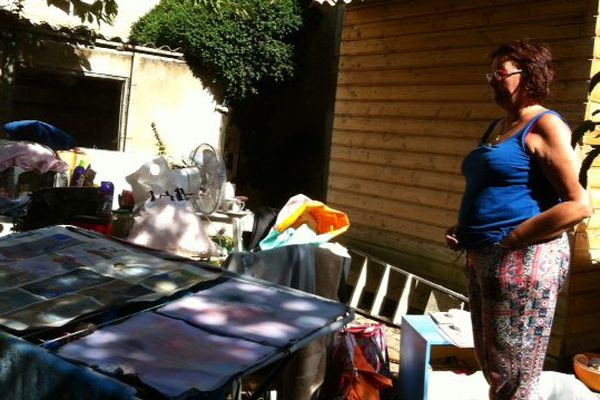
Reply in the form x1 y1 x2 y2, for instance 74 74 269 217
485 69 523 83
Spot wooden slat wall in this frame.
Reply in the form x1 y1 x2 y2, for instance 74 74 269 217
565 1 600 364
328 0 598 363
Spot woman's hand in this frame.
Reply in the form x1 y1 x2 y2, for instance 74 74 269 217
446 225 462 251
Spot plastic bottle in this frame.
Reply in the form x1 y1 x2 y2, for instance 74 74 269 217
53 170 69 188
70 161 86 187
98 181 114 219
82 164 96 187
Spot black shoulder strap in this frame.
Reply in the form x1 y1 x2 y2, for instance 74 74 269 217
480 119 502 145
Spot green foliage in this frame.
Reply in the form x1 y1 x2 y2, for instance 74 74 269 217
129 0 304 101
46 0 118 24
1 0 118 24
151 122 168 157
211 235 235 254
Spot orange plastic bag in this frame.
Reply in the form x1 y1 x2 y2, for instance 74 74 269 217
317 323 393 400
274 194 350 241
345 345 393 400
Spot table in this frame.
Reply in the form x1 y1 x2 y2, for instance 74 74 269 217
112 210 254 251
225 244 351 400
0 226 351 399
199 210 254 252
111 209 254 253
55 273 352 399
399 315 476 400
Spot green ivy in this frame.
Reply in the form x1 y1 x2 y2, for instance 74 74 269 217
129 0 304 101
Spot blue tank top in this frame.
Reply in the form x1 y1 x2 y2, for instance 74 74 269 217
457 110 562 249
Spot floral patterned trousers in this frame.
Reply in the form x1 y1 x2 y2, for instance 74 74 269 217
466 234 570 400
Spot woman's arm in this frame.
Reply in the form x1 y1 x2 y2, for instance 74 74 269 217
500 113 592 248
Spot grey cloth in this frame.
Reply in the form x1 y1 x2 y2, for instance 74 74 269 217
224 244 351 400
0 332 136 400
225 244 317 293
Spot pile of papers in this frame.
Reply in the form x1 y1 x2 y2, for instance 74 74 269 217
429 309 474 348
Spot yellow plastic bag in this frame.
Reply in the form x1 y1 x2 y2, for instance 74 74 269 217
274 194 350 242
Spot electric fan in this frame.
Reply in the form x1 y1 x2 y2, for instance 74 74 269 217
184 143 227 215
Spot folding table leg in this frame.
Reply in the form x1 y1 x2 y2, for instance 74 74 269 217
230 379 242 400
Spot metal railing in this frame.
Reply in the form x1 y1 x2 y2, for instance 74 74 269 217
347 247 468 325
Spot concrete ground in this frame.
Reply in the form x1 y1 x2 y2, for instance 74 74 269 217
354 313 600 400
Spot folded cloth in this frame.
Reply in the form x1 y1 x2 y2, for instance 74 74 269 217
0 141 69 174
430 309 474 348
3 120 75 150
0 332 136 400
0 194 30 217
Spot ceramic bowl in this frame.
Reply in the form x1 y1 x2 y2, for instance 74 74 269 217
573 352 600 392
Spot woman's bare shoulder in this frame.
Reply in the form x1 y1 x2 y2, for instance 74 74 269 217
526 111 572 154
534 112 570 136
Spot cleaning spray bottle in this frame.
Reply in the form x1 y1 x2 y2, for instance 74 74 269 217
70 160 86 187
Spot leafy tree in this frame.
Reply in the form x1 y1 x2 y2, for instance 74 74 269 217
47 0 118 24
2 0 118 24
129 0 304 101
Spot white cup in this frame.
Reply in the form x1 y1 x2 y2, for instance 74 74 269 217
223 182 236 200
221 198 245 213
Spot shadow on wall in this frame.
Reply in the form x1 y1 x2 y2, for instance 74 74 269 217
187 64 224 106
573 70 600 187
228 6 340 210
0 9 94 125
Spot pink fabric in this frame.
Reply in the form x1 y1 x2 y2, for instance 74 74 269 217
126 199 217 258
0 141 69 173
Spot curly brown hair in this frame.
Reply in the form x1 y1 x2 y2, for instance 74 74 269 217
490 39 554 103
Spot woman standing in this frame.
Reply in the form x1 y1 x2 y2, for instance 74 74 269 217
446 39 592 399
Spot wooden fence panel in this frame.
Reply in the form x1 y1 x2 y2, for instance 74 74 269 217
328 0 597 363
